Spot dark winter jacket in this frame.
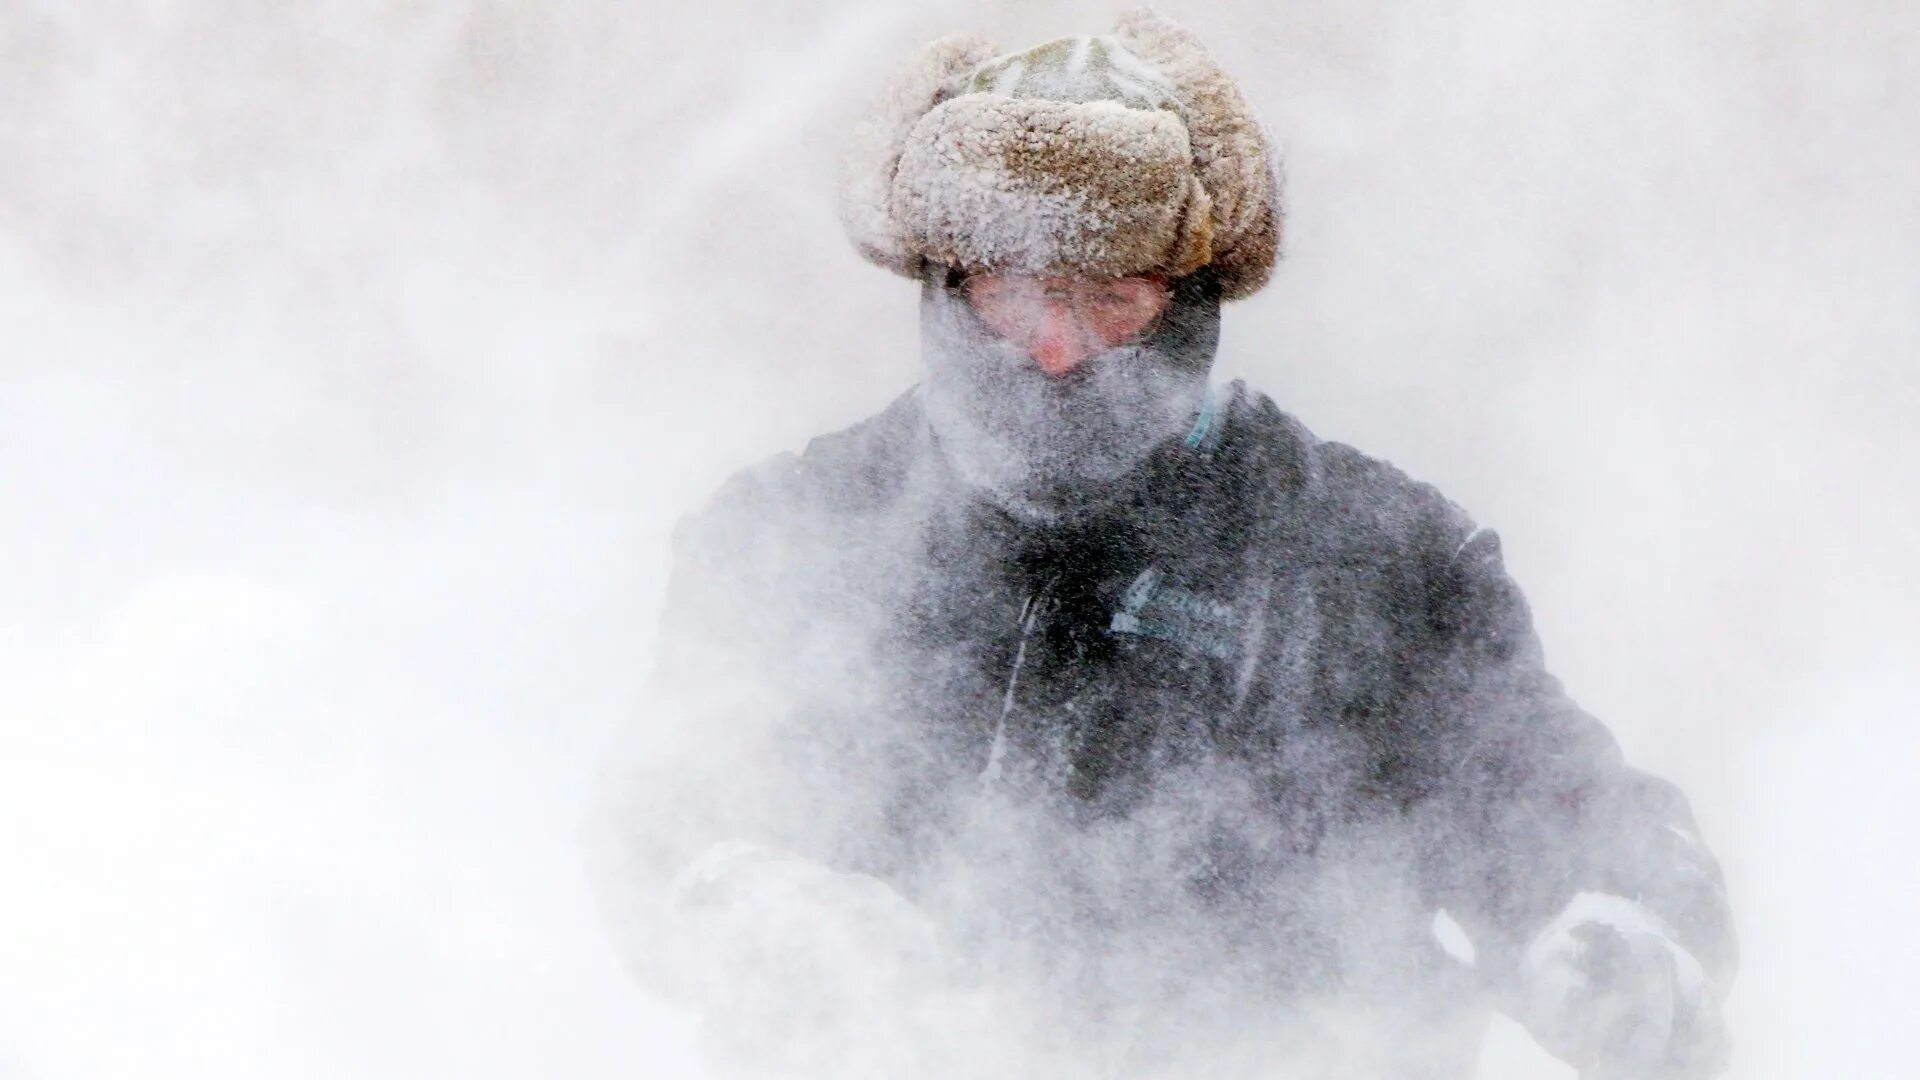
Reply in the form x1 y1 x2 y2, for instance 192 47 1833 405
592 379 1735 1070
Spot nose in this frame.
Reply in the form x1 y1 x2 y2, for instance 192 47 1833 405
1027 304 1098 377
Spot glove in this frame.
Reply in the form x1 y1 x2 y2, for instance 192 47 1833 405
663 841 956 1070
1515 892 1729 1079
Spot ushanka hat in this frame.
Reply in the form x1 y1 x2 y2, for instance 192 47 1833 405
840 8 1280 300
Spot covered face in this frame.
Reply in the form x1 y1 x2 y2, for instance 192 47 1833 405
963 273 1172 377
919 264 1221 522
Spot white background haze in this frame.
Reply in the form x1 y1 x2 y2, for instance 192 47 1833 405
2 1 1916 1076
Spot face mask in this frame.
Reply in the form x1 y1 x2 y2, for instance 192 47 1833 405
917 267 1221 524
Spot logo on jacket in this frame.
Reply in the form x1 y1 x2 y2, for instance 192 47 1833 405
1108 566 1240 661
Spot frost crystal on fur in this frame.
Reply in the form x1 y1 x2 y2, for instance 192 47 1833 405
893 95 1203 282
840 34 1002 276
839 8 1280 299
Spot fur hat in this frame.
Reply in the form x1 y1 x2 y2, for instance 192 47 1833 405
840 9 1280 301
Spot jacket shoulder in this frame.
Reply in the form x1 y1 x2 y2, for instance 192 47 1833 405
674 391 923 565
1230 384 1477 562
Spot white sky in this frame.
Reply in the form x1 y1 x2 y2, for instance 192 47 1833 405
2 2 1916 1076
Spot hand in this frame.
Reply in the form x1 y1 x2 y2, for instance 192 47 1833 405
1516 893 1729 1079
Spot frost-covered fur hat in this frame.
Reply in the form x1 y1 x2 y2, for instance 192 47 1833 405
841 9 1280 301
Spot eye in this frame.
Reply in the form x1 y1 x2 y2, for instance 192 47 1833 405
964 276 1047 338
963 276 1008 305
1099 279 1165 310
1084 278 1170 343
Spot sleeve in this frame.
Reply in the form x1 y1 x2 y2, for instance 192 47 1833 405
1410 523 1738 996
578 462 853 1001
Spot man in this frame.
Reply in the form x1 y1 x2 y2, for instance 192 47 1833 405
586 10 1735 1078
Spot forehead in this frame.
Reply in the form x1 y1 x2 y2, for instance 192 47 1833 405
975 273 1165 289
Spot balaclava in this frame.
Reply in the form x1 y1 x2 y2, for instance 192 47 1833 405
917 264 1220 522
839 9 1280 522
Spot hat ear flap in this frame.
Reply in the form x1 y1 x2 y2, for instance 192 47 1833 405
839 34 1000 278
1113 8 1280 299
